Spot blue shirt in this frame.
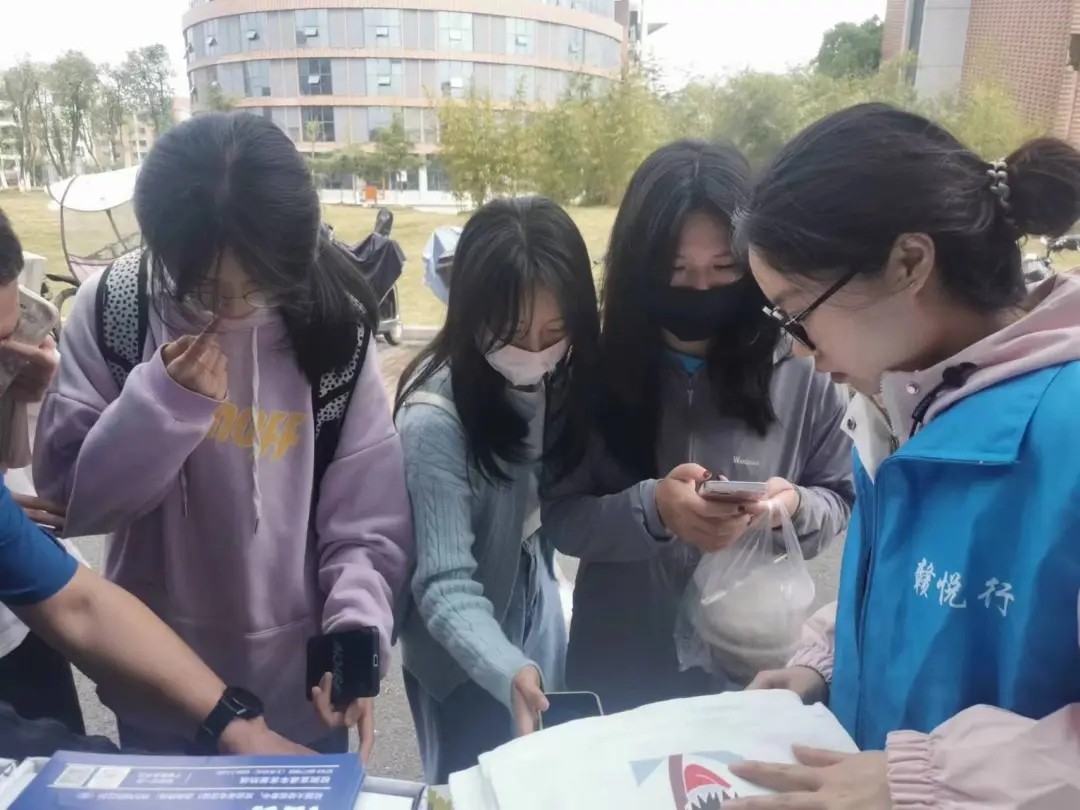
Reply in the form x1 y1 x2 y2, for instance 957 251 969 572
831 362 1080 748
0 482 77 607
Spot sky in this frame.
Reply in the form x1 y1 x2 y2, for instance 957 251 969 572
1 0 887 94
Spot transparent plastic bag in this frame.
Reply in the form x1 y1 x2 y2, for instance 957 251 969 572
675 501 815 684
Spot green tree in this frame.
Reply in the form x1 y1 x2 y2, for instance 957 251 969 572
368 113 420 190
815 16 884 79
437 89 526 207
711 71 802 168
94 65 130 167
304 119 324 158
933 81 1045 158
39 51 100 176
120 45 174 136
204 83 236 112
1 61 44 187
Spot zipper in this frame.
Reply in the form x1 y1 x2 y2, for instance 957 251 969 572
686 374 697 464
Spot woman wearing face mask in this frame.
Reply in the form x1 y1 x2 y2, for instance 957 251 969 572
719 104 1080 810
543 141 854 714
395 197 599 783
33 112 414 755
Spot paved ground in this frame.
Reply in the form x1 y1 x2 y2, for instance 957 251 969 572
71 340 844 781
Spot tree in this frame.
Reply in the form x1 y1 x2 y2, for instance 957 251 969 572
120 45 174 136
815 16 883 79
934 80 1045 159
368 113 420 190
1 61 44 187
437 89 523 207
40 51 100 176
304 119 324 158
203 83 236 112
95 65 130 167
711 71 802 168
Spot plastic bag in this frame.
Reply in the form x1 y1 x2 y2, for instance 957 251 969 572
675 501 815 684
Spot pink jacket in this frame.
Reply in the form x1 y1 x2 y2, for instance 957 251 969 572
792 603 1080 808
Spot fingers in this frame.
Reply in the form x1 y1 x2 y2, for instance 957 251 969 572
190 317 222 350
729 761 824 794
512 702 539 737
693 498 751 520
792 747 850 768
311 673 343 728
668 463 712 484
359 701 375 763
724 794 823 810
745 671 781 691
161 335 195 367
24 509 66 529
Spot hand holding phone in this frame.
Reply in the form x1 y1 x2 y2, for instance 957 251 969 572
697 477 769 503
0 287 60 401
538 691 604 730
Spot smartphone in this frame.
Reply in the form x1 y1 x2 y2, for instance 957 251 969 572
539 691 604 730
698 479 769 503
305 628 380 708
0 287 59 397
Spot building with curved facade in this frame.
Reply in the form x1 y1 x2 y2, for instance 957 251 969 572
182 0 625 165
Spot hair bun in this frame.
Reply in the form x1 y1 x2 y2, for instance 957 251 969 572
1004 138 1080 237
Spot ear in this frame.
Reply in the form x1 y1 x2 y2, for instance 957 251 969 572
885 233 935 296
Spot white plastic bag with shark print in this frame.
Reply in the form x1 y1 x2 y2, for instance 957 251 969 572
676 502 815 685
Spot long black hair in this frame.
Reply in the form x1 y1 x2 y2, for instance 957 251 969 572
599 140 780 479
133 111 378 385
737 102 1080 312
395 197 600 485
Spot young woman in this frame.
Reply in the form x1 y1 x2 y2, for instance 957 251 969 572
33 112 414 755
724 104 1080 809
543 140 854 714
395 196 599 783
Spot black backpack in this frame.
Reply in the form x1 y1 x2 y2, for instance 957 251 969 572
93 248 369 502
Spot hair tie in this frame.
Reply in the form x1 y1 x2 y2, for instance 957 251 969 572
986 160 1016 228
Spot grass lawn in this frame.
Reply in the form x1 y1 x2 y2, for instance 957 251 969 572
0 189 617 328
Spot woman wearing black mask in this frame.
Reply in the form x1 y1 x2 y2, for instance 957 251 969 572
543 140 854 712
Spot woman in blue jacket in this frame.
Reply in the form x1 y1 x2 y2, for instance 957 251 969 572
726 104 1080 808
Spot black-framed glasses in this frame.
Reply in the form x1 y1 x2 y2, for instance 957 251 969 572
761 266 862 351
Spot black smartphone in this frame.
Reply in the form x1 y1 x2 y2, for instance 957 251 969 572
539 691 604 730
305 628 380 708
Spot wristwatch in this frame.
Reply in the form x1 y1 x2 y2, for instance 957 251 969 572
195 687 265 751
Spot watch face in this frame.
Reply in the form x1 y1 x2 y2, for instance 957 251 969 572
224 687 264 717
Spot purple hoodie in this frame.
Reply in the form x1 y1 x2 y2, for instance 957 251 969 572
33 271 414 746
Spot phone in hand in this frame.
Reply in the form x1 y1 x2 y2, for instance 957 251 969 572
305 628 380 709
698 478 769 503
0 287 59 397
538 691 604 730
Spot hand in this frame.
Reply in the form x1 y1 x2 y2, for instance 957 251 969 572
655 464 753 553
727 747 891 810
162 324 228 401
312 673 375 762
218 716 315 755
0 335 58 403
744 477 801 527
12 492 66 531
511 665 549 737
746 666 828 705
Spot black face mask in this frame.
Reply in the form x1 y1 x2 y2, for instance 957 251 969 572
647 275 760 342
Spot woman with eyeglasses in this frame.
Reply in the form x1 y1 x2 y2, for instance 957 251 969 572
542 140 854 714
33 112 414 755
718 104 1080 810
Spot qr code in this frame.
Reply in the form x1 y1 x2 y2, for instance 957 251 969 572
87 767 132 789
51 765 95 788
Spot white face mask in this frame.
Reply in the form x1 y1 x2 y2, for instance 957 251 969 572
486 338 569 388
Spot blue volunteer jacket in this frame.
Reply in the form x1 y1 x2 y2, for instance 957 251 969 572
831 362 1080 749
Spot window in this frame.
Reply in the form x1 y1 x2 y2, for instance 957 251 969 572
367 106 393 140
438 12 473 51
567 27 585 61
506 66 536 101
240 12 266 50
508 19 535 55
299 58 332 96
301 106 335 142
201 20 220 57
365 9 402 48
243 60 272 98
367 59 402 96
295 9 329 47
427 157 451 192
1071 34 1080 71
439 61 473 99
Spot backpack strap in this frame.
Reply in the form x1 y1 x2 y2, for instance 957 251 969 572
95 249 150 393
311 323 371 504
401 391 458 420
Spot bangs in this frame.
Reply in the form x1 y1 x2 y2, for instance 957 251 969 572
477 252 574 350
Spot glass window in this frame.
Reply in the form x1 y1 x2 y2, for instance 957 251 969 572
367 106 394 140
299 58 333 96
301 106 335 142
202 19 219 57
438 61 474 99
567 27 585 61
365 9 402 48
427 157 451 191
243 60 272 97
295 9 329 47
438 12 473 51
507 19 536 55
240 12 267 51
506 66 536 101
366 59 403 96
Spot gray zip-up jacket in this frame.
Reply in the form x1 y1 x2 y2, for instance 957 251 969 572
542 349 854 713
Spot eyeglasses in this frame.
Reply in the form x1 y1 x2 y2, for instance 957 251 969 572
761 266 862 351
